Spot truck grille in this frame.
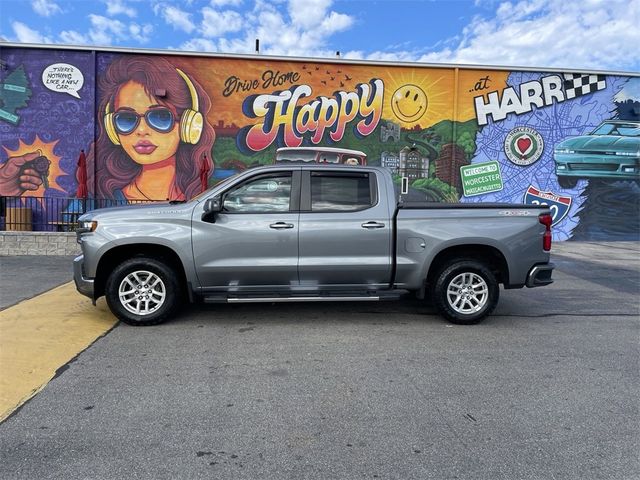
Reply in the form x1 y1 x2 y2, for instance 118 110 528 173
568 163 618 171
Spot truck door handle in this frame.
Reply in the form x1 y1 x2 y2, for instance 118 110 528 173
361 221 385 229
270 222 294 229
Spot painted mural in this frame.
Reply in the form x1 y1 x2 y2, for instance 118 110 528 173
0 46 638 240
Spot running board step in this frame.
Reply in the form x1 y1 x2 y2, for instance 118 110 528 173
202 292 408 304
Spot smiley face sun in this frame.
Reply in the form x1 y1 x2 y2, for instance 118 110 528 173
391 84 428 123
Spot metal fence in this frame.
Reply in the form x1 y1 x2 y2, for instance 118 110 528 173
0 196 158 232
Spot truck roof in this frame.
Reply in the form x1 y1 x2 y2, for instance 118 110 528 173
246 163 385 174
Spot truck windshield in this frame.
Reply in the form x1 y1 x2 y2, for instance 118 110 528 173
191 172 241 202
592 122 640 136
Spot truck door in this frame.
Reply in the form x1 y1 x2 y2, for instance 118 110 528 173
192 170 300 291
298 170 392 289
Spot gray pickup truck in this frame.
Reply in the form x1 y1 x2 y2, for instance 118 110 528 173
74 165 554 326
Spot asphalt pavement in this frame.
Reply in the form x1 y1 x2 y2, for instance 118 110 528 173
0 242 639 480
0 255 76 310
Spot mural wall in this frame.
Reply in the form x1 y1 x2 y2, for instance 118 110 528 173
1 45 638 240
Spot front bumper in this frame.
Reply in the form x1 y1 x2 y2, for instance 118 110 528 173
554 153 639 180
73 255 95 299
526 263 555 288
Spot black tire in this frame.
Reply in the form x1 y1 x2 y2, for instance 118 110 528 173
431 260 499 325
105 257 181 326
558 176 578 189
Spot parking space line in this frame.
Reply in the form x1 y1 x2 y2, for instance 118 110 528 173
0 282 117 422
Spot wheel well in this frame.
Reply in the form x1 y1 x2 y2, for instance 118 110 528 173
94 244 187 299
426 244 509 287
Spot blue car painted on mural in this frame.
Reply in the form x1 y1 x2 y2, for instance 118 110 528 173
554 120 640 188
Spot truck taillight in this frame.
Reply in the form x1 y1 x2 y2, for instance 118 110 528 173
539 213 552 251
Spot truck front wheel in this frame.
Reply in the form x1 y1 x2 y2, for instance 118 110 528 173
105 257 181 326
432 260 499 325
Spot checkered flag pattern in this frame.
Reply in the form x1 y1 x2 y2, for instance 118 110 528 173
563 73 607 100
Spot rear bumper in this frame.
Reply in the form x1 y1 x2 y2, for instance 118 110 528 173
526 263 555 287
73 255 95 299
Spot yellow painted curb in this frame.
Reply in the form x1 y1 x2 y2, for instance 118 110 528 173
0 282 117 422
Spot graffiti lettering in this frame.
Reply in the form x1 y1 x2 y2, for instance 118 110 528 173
238 79 384 152
222 76 260 97
475 75 568 126
222 70 301 97
42 63 84 98
261 70 300 89
470 75 491 92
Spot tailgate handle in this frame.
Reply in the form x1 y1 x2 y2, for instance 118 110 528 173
270 222 294 229
361 221 385 229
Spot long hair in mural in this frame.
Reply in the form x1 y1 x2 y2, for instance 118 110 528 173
91 56 215 201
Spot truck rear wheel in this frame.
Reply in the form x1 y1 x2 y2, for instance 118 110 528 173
432 260 499 325
105 257 180 326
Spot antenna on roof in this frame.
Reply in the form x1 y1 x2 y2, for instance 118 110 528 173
255 39 260 54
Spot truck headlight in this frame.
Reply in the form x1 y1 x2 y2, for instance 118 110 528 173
554 148 575 154
77 220 97 233
615 151 636 157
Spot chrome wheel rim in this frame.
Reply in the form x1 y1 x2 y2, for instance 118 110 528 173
446 272 488 315
118 270 166 316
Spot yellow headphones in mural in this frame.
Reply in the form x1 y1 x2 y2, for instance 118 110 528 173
104 68 204 145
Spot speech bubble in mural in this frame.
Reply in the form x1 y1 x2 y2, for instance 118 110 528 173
41 63 84 98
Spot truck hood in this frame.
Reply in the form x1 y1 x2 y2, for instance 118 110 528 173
556 135 640 153
79 201 194 222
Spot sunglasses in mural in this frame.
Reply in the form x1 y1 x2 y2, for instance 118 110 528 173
113 107 175 135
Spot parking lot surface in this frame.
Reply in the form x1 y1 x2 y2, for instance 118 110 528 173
0 242 638 479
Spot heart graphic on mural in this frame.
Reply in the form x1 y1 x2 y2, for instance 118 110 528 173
517 136 532 155
504 126 544 166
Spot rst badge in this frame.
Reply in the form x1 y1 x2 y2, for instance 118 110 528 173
523 185 572 226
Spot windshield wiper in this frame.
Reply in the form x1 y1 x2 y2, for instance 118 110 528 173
169 200 186 205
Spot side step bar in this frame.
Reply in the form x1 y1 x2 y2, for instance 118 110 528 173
202 291 409 304
228 296 381 303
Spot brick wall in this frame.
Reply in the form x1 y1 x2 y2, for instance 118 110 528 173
0 232 80 256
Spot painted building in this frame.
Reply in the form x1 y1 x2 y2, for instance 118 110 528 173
399 146 429 180
0 43 638 241
380 151 400 171
380 120 401 143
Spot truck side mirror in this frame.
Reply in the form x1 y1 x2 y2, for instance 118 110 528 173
202 195 223 222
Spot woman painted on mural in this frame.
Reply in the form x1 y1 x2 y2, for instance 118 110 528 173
89 56 215 201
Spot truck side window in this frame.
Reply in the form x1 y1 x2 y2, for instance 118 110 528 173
310 173 372 212
223 174 292 213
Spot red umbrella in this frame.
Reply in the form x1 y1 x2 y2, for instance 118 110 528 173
76 149 88 199
199 154 211 193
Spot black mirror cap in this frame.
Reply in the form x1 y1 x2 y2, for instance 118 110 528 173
204 195 223 214
202 195 222 222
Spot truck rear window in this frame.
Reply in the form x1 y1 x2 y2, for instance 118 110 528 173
310 173 372 212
